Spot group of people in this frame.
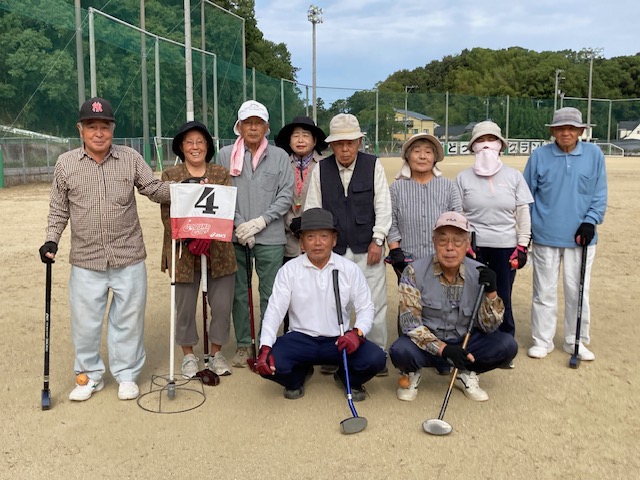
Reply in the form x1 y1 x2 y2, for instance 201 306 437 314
39 96 607 408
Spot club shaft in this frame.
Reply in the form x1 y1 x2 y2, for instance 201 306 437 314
246 247 257 360
573 245 588 358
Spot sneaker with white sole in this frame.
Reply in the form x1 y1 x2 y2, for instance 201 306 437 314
454 371 488 402
231 347 251 368
181 354 199 379
563 343 595 361
69 378 104 401
211 352 232 376
118 381 139 400
396 370 421 402
527 345 554 359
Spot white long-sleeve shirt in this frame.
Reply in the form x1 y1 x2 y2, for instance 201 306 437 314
259 252 375 348
304 156 392 242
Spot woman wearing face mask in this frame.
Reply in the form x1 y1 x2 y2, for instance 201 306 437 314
456 121 533 346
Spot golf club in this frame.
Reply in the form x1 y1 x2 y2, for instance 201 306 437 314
195 254 220 386
41 262 52 410
423 283 486 436
332 269 367 435
167 238 178 400
245 246 257 372
569 245 588 369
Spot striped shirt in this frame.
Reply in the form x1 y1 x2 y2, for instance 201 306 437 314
388 176 462 259
46 145 171 271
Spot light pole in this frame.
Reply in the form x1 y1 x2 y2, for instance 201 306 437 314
553 69 564 113
404 85 417 141
308 5 323 124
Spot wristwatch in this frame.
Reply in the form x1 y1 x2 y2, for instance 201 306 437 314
373 238 384 247
354 328 364 338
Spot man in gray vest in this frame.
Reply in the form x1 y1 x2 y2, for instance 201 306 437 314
389 212 517 402
304 114 392 375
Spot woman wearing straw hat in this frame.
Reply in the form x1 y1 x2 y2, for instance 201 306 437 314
160 120 237 378
387 133 462 279
456 121 533 346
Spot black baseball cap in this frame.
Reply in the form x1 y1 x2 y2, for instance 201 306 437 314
78 97 115 122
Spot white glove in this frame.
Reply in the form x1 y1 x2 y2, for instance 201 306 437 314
236 216 267 242
238 235 256 249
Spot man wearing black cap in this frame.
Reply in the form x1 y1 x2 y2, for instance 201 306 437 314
255 208 386 400
38 97 171 402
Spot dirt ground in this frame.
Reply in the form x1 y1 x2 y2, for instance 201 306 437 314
0 155 637 479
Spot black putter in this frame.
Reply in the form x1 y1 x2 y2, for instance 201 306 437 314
569 245 588 369
41 262 52 410
423 283 486 436
194 255 220 386
332 269 367 435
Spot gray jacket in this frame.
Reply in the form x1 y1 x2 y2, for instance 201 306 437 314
217 143 294 245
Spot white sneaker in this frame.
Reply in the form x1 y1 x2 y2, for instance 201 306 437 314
231 347 250 368
396 370 421 402
181 354 199 378
118 381 139 400
455 371 488 402
527 345 554 359
563 343 595 361
211 352 232 376
69 378 104 401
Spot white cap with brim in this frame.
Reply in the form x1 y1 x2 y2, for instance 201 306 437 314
233 100 270 136
325 113 364 143
469 121 508 150
433 211 471 233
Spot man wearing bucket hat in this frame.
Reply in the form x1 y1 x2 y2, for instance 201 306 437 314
39 97 171 402
304 113 392 374
523 107 607 361
160 121 237 378
457 121 533 345
387 133 461 280
389 211 517 402
217 100 294 368
256 208 386 400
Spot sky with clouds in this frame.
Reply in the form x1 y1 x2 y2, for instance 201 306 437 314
254 0 640 103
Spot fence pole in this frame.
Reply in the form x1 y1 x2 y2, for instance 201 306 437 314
0 145 5 188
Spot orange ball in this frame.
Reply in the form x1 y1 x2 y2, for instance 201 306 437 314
398 375 410 388
76 373 89 386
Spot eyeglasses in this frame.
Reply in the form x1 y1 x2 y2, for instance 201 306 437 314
434 235 468 248
183 140 206 147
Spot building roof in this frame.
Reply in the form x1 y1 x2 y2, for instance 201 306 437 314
619 120 640 130
434 124 472 137
393 108 435 121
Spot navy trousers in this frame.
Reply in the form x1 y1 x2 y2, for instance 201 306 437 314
476 246 517 336
389 330 518 374
261 331 387 390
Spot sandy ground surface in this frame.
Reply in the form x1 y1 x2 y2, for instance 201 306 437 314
1 155 638 479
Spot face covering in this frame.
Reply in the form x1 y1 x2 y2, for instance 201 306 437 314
472 140 503 176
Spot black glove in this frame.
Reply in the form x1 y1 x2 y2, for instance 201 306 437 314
477 266 497 293
442 344 473 370
388 248 408 273
181 177 205 184
290 217 302 238
575 222 595 246
39 241 58 264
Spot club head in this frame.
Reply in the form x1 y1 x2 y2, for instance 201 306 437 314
195 368 220 386
340 416 367 435
423 418 453 436
569 355 580 369
247 358 257 373
41 389 51 411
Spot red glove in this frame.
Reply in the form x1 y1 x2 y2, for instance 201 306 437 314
509 245 528 270
336 329 365 355
187 239 211 256
256 346 275 375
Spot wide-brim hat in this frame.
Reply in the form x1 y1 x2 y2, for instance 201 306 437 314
545 107 588 128
401 133 444 163
325 113 364 143
433 211 471 233
299 208 337 235
79 97 115 123
469 121 507 150
275 116 328 154
233 100 270 136
172 120 215 163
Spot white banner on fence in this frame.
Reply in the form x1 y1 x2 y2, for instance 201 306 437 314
169 183 237 242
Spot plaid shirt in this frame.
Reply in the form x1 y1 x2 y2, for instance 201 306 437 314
46 145 171 271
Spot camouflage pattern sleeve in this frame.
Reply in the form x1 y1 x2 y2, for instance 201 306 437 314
398 265 440 354
476 295 505 333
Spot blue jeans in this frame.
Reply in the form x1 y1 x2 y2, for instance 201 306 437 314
261 331 387 390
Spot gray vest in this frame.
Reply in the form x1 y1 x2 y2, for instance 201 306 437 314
412 256 484 342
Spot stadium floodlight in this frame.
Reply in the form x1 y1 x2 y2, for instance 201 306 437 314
308 5 323 124
553 69 565 113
